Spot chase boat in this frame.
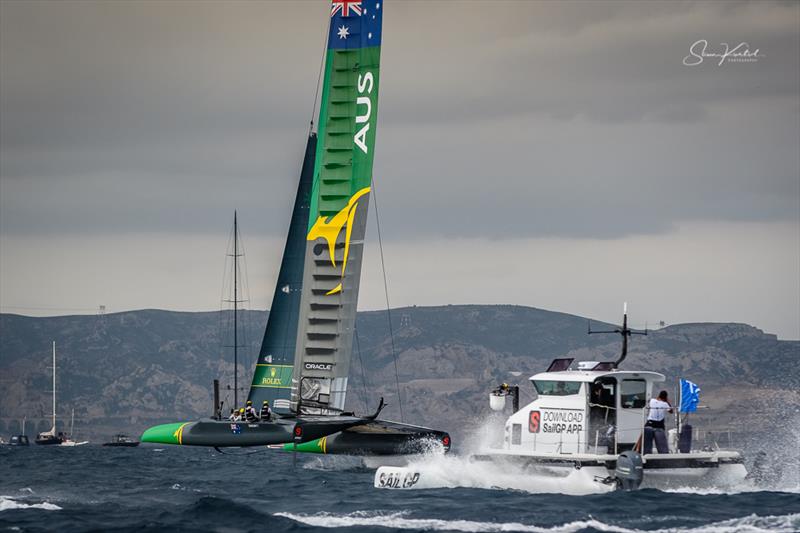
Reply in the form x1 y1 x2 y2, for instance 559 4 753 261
375 307 746 490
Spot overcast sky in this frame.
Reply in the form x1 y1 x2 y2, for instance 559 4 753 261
1 1 798 339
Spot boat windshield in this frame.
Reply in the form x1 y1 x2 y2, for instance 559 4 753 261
533 380 582 396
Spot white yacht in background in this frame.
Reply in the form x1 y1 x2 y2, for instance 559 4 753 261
34 342 88 446
35 342 64 445
59 409 88 447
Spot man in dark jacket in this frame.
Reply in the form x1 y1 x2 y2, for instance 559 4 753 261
259 400 272 422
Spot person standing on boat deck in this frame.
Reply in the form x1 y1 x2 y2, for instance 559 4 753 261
646 390 674 429
259 400 272 422
228 408 237 421
244 400 258 423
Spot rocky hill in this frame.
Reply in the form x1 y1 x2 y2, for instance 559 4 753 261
0 305 797 442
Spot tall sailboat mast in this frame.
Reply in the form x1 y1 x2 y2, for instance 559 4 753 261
225 211 246 408
52 341 56 432
234 211 239 407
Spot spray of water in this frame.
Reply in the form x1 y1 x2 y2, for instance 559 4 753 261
376 408 800 495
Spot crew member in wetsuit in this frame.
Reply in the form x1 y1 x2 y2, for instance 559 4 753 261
646 390 673 429
228 408 237 421
244 400 258 422
235 407 245 421
260 400 272 422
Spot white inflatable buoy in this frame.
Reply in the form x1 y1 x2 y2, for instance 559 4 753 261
489 393 506 411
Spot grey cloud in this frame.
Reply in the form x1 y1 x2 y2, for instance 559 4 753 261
0 0 798 241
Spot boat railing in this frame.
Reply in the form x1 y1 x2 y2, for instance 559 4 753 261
582 404 739 455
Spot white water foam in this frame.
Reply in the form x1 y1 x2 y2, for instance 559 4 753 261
374 412 800 495
0 496 61 512
275 511 800 533
380 454 613 495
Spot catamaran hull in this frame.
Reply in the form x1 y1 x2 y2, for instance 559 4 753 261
140 416 441 449
141 419 295 447
278 422 451 456
35 436 63 445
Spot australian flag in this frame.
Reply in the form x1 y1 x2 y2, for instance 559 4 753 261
230 423 241 435
328 0 383 50
680 379 701 413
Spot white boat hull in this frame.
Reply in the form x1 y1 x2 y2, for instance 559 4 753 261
374 451 747 491
59 440 89 447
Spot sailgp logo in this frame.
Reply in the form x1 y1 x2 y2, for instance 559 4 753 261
529 411 541 433
307 187 371 295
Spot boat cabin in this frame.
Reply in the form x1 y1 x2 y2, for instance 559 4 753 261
9 435 30 446
503 358 666 454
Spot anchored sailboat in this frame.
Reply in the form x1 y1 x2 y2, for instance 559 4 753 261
141 0 450 455
35 342 63 445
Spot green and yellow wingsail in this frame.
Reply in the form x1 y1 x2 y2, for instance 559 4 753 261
140 0 450 453
290 0 384 414
141 0 385 444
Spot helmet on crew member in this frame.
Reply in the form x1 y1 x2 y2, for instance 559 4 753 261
246 400 253 406
263 400 269 405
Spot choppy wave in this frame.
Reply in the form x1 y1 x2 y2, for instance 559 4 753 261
665 485 800 496
275 511 800 533
301 455 371 472
0 496 61 512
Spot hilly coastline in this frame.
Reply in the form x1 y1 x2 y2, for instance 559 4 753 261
0 305 797 444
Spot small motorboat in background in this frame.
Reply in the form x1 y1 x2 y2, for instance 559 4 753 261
103 434 140 447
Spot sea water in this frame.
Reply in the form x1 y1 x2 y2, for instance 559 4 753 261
1 444 798 532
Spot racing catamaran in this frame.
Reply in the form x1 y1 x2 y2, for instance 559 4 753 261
141 0 450 455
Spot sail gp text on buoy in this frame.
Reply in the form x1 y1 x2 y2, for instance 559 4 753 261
529 410 584 434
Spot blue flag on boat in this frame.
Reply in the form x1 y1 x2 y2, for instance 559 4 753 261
680 379 701 413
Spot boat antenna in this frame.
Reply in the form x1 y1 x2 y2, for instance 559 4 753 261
587 302 648 368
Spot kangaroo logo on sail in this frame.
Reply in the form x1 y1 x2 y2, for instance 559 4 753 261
307 187 370 295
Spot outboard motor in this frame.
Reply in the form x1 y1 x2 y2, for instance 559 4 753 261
614 450 644 490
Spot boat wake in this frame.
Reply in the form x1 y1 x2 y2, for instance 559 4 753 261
301 456 371 473
378 453 613 495
274 510 800 533
0 496 62 512
371 411 800 495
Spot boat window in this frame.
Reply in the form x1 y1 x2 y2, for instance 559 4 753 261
546 358 574 372
533 380 582 396
620 379 647 409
